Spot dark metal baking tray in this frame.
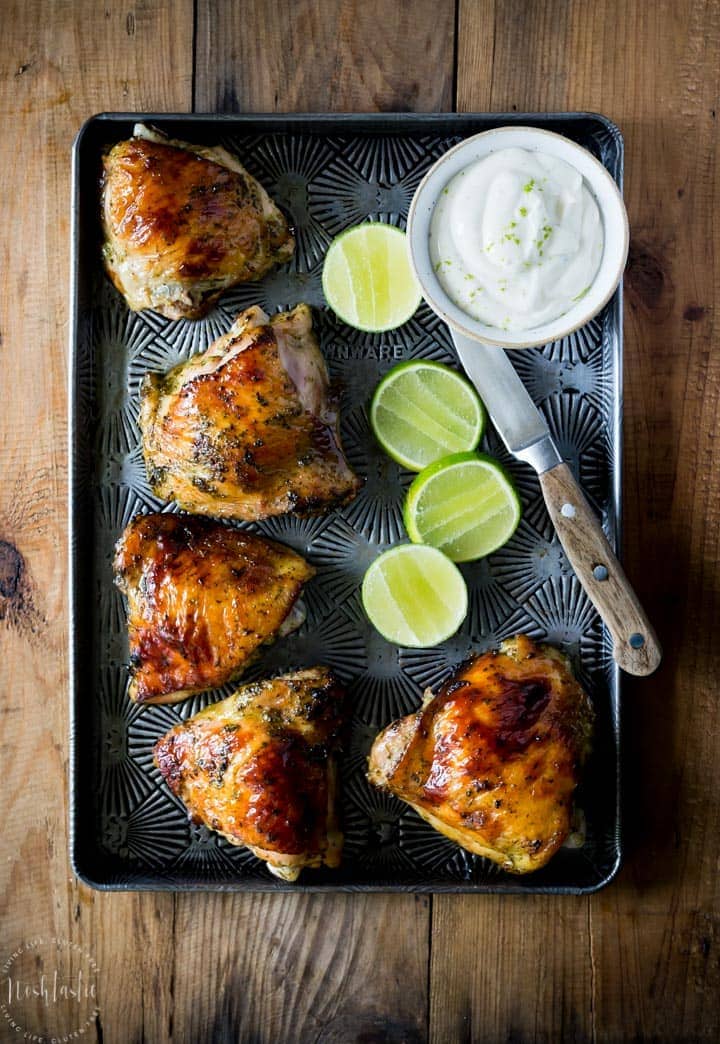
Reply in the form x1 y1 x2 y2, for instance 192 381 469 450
69 112 623 893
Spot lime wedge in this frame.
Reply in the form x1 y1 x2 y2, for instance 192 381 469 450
370 360 486 471
322 224 422 332
404 452 521 562
361 544 468 647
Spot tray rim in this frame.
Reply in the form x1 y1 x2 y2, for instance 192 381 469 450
68 110 624 895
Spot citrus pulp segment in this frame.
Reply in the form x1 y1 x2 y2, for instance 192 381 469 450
361 543 468 647
370 360 485 471
322 224 422 332
404 451 521 562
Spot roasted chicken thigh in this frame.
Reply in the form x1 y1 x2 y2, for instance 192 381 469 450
101 124 294 319
140 303 362 520
154 667 347 880
368 635 593 873
113 512 314 704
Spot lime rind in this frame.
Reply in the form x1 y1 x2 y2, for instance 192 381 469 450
404 451 522 562
361 544 468 648
370 360 486 471
322 224 421 333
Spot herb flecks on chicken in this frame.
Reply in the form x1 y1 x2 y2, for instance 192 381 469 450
140 303 362 521
154 667 347 881
100 124 294 319
113 512 314 704
368 635 593 874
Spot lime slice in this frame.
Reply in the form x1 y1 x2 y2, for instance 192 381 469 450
370 360 486 470
322 223 422 332
361 544 468 647
404 452 521 562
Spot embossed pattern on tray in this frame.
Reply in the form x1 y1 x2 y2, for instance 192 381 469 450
71 114 622 892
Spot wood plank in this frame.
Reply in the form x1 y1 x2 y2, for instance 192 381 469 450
431 1 720 1041
189 4 456 1041
195 0 455 112
10 1 718 1041
171 892 430 1043
0 2 192 1041
431 895 596 1041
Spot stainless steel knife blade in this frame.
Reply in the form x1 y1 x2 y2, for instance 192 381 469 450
450 330 661 676
451 332 562 475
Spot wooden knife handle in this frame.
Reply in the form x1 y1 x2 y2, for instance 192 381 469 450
538 461 662 676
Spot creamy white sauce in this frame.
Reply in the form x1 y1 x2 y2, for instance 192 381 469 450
429 147 604 331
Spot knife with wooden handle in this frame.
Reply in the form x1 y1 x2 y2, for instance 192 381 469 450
451 331 662 676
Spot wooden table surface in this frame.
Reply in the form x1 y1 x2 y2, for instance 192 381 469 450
2 1 719 1041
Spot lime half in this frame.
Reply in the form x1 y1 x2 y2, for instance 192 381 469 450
370 360 486 470
322 224 421 332
404 452 522 562
361 544 468 647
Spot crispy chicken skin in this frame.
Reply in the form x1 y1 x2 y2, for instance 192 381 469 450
368 635 593 874
113 512 314 705
140 303 362 521
101 124 294 319
154 667 347 880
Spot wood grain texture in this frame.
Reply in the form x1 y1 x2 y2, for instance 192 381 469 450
431 894 597 1041
2 0 719 1041
0 4 456 1041
195 0 455 112
189 5 457 1039
538 461 662 675
170 892 430 1043
432 1 720 1041
0 1 192 1042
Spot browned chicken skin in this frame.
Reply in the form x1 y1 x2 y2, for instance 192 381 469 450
368 635 593 873
154 667 347 880
101 124 294 319
140 303 362 521
113 512 314 704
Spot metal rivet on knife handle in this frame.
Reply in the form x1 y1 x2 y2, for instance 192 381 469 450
538 462 662 677
449 333 662 678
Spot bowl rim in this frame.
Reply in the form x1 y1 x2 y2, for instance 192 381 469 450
407 125 629 349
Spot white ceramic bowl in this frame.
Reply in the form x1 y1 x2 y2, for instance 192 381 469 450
407 125 629 349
